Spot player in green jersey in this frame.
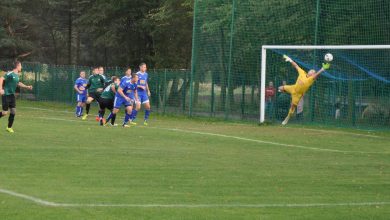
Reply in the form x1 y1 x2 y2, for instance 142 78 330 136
83 67 105 120
0 61 33 133
98 76 120 126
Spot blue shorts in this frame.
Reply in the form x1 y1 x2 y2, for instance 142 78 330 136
137 91 149 104
114 96 134 109
77 94 87 103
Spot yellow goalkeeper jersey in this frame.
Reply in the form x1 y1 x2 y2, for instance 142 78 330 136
294 67 315 94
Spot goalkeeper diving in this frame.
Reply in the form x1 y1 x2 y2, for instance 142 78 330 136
278 55 330 125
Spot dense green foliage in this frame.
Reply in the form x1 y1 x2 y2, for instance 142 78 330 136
0 0 193 68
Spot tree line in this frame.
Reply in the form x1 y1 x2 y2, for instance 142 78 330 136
0 0 193 69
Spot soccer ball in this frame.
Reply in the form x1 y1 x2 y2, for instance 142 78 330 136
324 53 333 62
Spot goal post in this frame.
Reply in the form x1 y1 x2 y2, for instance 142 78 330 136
260 45 390 127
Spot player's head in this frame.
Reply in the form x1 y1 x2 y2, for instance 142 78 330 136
139 63 147 72
80 71 86 78
282 80 287 86
125 67 131 76
14 60 22 72
98 66 104 75
131 72 138 82
92 67 99 75
112 76 120 84
307 69 316 77
268 81 274 87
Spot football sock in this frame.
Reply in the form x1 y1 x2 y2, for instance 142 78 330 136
8 113 15 128
86 104 90 114
130 109 138 120
144 109 150 121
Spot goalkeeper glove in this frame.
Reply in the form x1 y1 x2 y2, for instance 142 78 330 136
283 55 292 63
322 63 331 70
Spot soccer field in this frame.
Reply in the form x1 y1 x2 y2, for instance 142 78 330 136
0 101 389 219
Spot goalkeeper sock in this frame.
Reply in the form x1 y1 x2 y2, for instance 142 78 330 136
287 107 296 118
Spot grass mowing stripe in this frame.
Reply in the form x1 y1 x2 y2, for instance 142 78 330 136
1 187 389 208
146 127 390 155
35 116 389 155
19 106 387 139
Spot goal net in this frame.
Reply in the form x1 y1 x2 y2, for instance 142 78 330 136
260 45 390 129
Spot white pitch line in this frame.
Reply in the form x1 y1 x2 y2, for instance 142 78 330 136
1 187 389 208
148 127 390 155
19 106 389 139
0 188 59 206
282 126 383 139
34 117 389 155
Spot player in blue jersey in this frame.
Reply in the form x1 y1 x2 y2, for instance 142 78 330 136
106 68 139 127
130 63 151 125
74 71 88 117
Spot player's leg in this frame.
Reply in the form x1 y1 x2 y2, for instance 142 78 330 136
0 95 10 119
107 97 122 126
95 95 104 122
6 108 16 132
80 100 86 116
123 105 133 127
279 85 294 94
75 94 84 117
129 101 140 125
83 96 94 120
104 101 115 126
106 108 119 126
5 95 16 132
142 101 151 126
282 94 302 125
97 99 106 126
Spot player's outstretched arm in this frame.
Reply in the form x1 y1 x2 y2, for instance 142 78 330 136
283 55 300 71
18 82 33 90
313 63 330 80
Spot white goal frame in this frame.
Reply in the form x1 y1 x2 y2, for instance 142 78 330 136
260 45 390 123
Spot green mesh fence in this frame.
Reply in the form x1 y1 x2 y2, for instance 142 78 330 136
0 61 191 117
190 0 390 128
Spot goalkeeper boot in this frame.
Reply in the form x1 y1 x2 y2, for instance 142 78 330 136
281 116 290 126
81 114 88 120
6 127 14 133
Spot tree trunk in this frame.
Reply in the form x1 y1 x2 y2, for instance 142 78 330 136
68 0 73 65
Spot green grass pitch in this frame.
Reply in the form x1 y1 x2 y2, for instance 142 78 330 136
0 101 389 219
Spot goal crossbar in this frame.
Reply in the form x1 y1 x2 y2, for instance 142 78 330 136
259 45 390 123
262 45 390 50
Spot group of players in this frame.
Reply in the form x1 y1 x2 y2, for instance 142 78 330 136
74 63 151 127
0 55 329 133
